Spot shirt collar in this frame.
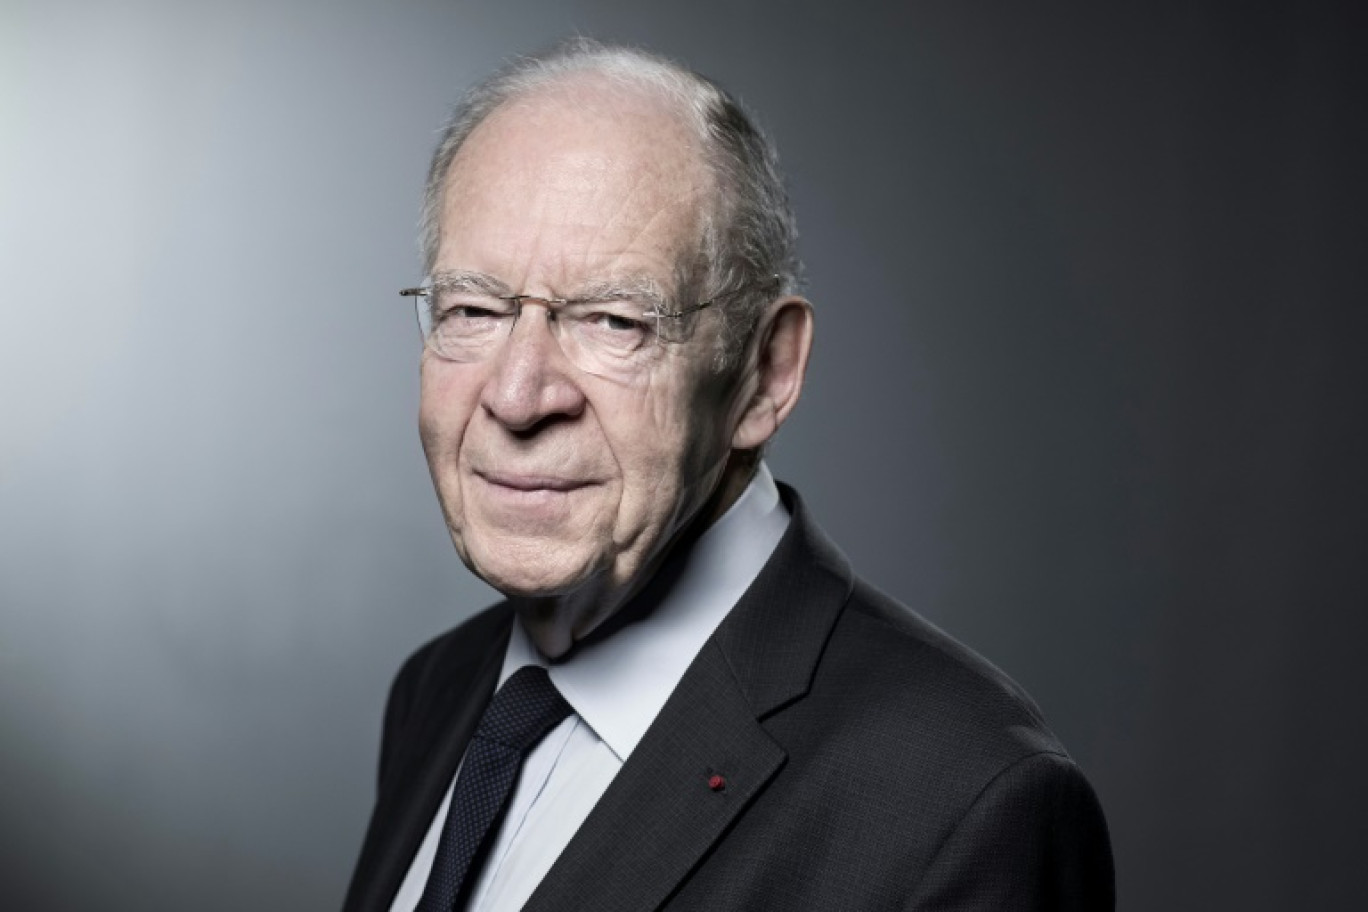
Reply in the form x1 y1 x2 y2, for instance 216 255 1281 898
498 462 790 761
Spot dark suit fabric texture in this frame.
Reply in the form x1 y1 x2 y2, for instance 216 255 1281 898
344 486 1115 911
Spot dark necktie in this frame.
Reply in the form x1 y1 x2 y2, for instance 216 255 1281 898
415 665 573 912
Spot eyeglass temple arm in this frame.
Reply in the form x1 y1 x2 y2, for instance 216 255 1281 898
647 300 713 320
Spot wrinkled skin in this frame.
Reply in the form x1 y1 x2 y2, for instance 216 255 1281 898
419 75 810 658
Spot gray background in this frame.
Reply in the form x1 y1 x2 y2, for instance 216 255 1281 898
2 1 1364 909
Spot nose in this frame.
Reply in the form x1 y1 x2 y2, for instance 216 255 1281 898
479 301 587 431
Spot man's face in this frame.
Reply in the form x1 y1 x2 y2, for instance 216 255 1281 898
419 79 744 654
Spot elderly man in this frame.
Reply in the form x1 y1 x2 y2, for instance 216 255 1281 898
344 39 1113 912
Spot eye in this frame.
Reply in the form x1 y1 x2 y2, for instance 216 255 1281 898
593 312 648 333
431 294 512 338
434 291 506 316
572 306 654 353
442 303 499 321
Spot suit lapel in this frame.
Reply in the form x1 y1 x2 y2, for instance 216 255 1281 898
524 487 854 912
523 638 785 912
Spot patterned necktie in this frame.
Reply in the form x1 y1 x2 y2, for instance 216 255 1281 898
415 665 573 912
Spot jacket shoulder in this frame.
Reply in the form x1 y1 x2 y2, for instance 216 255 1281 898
762 574 1084 840
703 570 1113 907
857 581 1050 718
828 579 1066 765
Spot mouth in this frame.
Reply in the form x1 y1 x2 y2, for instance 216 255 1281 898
467 468 599 528
474 469 595 493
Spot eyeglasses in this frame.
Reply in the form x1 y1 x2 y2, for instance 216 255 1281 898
400 272 715 383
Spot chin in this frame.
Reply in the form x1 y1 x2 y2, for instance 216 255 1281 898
460 534 606 599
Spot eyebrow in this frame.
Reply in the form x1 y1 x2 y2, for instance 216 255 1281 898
430 269 669 308
429 270 511 295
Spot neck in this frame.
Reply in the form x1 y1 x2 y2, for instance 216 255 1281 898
516 450 759 659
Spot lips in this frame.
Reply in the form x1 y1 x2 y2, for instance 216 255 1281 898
468 467 599 529
474 468 596 492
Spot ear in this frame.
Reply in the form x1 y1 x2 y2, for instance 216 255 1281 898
731 295 815 450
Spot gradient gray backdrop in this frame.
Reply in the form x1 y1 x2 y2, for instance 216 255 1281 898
3 1 1364 909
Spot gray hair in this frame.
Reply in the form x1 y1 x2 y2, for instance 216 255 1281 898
418 38 802 367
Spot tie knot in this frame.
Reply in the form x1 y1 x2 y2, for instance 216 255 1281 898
474 665 573 753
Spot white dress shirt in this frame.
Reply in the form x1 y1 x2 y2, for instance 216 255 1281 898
390 463 790 912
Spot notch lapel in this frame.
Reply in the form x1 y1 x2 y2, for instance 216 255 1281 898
523 487 854 912
522 638 784 912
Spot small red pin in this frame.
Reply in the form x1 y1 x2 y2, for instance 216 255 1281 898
708 774 726 792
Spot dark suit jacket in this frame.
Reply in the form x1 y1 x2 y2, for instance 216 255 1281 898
344 487 1114 910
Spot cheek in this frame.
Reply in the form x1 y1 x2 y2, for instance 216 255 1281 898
419 361 482 468
618 368 732 503
624 376 693 482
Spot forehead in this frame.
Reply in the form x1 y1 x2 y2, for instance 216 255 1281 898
435 77 713 294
